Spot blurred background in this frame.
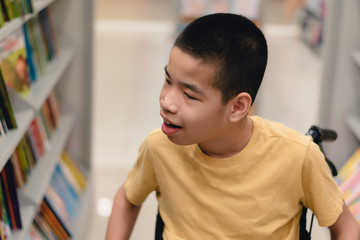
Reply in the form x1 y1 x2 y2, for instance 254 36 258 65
88 0 359 239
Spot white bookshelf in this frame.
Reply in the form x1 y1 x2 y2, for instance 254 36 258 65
318 0 360 166
346 100 360 141
351 50 360 68
20 112 76 205
71 179 93 240
0 0 94 239
0 0 55 41
22 48 75 110
8 205 36 240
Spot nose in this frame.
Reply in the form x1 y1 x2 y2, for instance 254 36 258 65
160 95 178 113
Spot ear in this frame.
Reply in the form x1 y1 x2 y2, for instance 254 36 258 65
228 92 252 122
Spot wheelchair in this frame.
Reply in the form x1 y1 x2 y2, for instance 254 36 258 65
155 126 338 240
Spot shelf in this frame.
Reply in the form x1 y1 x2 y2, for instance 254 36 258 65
0 2 93 240
20 112 76 206
0 0 55 41
346 101 360 140
346 115 360 140
71 180 94 240
351 51 360 67
8 205 36 240
22 48 75 110
0 110 34 170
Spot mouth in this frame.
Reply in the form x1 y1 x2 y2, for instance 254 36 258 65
161 115 182 135
164 120 182 129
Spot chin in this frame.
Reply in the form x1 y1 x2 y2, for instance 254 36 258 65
166 135 195 146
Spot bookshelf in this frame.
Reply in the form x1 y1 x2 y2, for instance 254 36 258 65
0 0 55 41
0 109 33 170
351 51 360 67
0 0 94 239
297 0 326 54
318 0 360 167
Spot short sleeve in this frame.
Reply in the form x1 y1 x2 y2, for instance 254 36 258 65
125 136 159 206
301 141 344 226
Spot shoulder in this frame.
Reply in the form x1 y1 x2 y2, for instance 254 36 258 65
250 115 312 147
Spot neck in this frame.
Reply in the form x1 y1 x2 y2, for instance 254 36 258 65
198 117 253 158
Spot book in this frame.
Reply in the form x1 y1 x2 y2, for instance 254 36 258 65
0 27 31 96
47 90 61 128
0 178 11 239
4 159 21 229
337 147 360 184
50 164 79 220
24 18 47 78
27 117 46 161
35 112 49 149
38 9 58 61
0 160 22 230
0 0 10 22
23 22 37 83
27 224 43 240
0 68 17 129
0 108 7 137
40 198 71 240
61 151 88 190
10 150 25 188
0 3 5 27
44 185 71 230
33 214 57 240
337 146 360 223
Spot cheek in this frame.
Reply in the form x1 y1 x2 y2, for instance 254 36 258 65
185 108 219 129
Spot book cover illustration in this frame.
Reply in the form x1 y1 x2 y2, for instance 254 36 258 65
0 27 31 96
337 146 360 223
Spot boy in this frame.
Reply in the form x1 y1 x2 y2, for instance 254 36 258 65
106 13 360 240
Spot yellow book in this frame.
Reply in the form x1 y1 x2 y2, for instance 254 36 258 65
337 147 360 185
60 152 87 190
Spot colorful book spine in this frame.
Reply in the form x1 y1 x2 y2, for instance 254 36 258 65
337 146 360 223
0 160 22 230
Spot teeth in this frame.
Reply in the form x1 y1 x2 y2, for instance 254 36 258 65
164 120 181 128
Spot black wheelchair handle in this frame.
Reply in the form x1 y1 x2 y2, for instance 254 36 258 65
325 157 338 177
306 125 337 144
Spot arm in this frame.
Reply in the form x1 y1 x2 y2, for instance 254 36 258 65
106 184 141 240
328 202 360 240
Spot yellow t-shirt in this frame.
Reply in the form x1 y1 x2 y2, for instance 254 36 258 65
125 116 343 240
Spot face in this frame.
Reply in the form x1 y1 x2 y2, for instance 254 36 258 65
160 47 233 146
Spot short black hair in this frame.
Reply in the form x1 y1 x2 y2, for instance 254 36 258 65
174 13 268 105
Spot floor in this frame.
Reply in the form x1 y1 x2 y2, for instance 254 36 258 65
87 0 329 239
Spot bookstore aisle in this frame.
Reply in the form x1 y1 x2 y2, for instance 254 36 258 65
89 0 329 240
0 1 93 240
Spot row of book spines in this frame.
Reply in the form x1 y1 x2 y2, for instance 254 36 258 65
26 151 89 240
336 146 360 223
0 0 33 28
0 142 88 239
24 8 59 85
10 90 61 188
0 6 58 99
0 6 59 138
0 159 22 239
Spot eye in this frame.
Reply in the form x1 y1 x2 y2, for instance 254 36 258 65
184 92 198 100
165 79 171 85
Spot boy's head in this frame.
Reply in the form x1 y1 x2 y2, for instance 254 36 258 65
160 13 268 147
174 13 268 105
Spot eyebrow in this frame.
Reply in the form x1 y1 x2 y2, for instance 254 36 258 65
164 65 204 95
